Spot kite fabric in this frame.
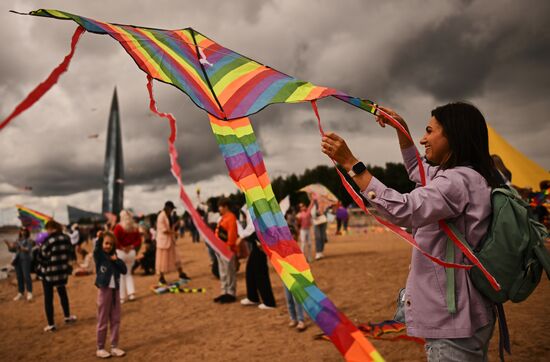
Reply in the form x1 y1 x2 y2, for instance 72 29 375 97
315 320 425 346
208 115 382 361
16 204 52 231
0 8 503 360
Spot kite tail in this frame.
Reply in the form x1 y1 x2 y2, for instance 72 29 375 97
0 26 85 131
310 101 473 270
145 75 233 261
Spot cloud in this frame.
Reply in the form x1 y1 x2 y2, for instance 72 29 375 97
0 0 549 218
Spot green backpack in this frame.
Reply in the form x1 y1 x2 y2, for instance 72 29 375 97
448 187 550 304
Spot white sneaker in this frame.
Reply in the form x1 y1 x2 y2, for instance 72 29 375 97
26 293 33 301
315 252 324 260
258 303 275 310
43 325 57 332
110 347 126 357
288 320 297 327
13 293 23 301
240 298 258 306
64 315 77 323
296 321 307 331
96 349 111 358
128 294 136 301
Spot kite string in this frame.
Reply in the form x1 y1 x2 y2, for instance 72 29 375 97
0 25 86 131
145 75 233 261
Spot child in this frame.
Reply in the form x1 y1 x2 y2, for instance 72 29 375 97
94 232 127 358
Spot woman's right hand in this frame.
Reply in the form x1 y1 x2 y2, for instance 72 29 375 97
376 106 414 149
376 106 408 130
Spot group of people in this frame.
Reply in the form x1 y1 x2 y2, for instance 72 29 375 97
5 100 549 361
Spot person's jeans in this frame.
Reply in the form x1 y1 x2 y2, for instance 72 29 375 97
314 223 327 253
42 281 71 326
425 314 495 362
284 287 304 322
299 229 312 262
15 256 33 293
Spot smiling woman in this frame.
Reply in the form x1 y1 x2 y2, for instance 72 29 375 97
321 102 503 361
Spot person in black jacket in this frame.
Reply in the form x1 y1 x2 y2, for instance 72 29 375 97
37 220 77 332
94 231 127 359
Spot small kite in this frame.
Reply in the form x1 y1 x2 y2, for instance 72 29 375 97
1 9 500 361
16 204 51 231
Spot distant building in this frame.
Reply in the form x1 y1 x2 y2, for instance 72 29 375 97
102 88 124 215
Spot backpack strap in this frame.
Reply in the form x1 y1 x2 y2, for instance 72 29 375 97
440 220 501 291
495 303 511 362
445 238 457 314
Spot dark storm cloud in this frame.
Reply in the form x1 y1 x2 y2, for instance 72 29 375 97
388 1 550 102
0 0 548 208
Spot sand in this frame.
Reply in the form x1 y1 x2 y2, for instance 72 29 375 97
0 229 549 361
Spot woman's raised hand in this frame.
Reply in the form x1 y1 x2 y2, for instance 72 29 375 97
321 132 358 170
376 106 407 130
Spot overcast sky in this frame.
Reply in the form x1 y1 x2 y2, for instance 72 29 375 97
0 0 549 218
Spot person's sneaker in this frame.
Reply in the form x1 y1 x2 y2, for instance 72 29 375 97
213 295 224 303
315 252 324 260
64 315 77 323
258 303 275 310
26 293 33 301
220 294 236 304
96 349 111 358
43 324 57 332
13 293 23 301
296 321 307 332
110 347 126 357
128 294 136 301
288 320 298 327
240 298 258 306
179 272 191 281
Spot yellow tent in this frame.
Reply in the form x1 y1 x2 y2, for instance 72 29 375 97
488 125 550 190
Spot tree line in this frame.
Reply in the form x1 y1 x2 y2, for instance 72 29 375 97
206 162 415 209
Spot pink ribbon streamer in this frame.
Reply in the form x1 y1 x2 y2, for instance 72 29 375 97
146 75 233 261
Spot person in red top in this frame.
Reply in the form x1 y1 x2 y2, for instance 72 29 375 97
213 198 238 304
113 210 141 303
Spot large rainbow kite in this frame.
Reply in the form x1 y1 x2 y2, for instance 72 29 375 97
1 9 501 361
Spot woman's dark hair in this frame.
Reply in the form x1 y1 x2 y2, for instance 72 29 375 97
44 219 63 233
102 231 117 255
19 227 30 239
431 102 500 188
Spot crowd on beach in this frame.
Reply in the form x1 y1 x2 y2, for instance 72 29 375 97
3 102 550 361
2 195 351 359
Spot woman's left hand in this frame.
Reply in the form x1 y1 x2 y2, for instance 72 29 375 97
321 132 359 171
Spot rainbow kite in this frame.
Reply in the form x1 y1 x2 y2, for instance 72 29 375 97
0 9 501 360
16 204 51 230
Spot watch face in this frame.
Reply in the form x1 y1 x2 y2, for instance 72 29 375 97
353 162 367 175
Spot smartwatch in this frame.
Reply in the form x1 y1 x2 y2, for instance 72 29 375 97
347 161 367 177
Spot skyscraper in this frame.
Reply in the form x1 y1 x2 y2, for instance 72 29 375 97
102 88 124 215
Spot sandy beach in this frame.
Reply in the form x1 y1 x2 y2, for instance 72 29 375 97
0 229 548 361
